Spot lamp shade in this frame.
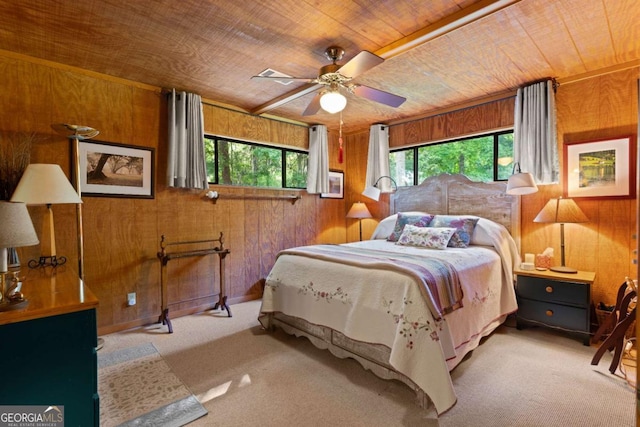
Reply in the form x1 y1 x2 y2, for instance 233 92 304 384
319 91 347 114
506 172 538 195
533 198 589 224
10 164 83 205
0 202 39 248
361 185 381 202
346 202 372 219
362 176 398 201
0 201 39 273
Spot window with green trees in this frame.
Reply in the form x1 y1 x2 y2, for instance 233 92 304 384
204 136 307 188
389 130 514 186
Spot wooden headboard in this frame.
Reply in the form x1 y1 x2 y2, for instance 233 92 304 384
391 174 520 248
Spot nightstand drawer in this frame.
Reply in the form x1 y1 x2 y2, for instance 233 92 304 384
517 275 589 307
517 298 589 331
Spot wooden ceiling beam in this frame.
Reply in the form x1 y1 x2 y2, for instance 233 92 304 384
557 59 640 86
251 0 522 115
251 83 321 115
375 0 521 60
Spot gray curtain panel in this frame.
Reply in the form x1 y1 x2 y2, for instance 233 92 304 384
365 124 391 191
513 80 559 184
306 125 329 194
167 89 208 189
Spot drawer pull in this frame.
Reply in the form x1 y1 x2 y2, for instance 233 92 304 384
545 286 554 293
546 309 554 317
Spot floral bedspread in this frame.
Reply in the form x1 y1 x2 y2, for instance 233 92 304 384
278 244 464 319
259 238 518 414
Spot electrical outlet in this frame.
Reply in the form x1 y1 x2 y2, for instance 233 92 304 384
127 292 136 306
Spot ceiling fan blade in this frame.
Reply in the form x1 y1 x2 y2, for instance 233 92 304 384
302 92 322 116
353 85 406 108
337 51 384 78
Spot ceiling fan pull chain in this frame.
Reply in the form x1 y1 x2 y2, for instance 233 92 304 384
338 113 344 164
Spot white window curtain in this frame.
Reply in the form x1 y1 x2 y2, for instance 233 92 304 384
365 124 391 191
167 89 208 189
513 80 559 184
306 125 329 194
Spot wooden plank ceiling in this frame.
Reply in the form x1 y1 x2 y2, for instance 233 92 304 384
0 0 638 133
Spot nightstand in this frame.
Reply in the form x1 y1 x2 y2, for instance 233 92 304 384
514 268 596 345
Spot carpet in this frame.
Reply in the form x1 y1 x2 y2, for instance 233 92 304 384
440 325 636 426
100 302 636 426
98 342 207 427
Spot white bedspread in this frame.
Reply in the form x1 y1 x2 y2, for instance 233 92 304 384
259 219 519 414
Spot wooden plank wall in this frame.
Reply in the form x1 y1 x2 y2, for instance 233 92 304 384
388 98 515 148
0 52 346 335
522 69 639 307
344 130 370 243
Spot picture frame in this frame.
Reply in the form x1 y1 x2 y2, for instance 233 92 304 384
320 170 344 199
78 140 155 198
564 135 635 199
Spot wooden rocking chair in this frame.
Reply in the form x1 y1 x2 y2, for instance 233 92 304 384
591 280 636 374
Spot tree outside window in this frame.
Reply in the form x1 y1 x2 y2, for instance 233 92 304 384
389 131 513 186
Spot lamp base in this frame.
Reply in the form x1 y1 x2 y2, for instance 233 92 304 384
27 255 67 269
550 265 578 274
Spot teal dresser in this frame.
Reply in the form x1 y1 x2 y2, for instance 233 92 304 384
0 269 99 426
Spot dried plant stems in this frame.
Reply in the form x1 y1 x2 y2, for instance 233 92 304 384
0 132 34 200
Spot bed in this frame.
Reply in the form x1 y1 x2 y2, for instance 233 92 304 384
258 174 521 414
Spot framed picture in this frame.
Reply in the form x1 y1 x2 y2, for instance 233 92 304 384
79 140 155 198
320 170 344 199
564 136 635 199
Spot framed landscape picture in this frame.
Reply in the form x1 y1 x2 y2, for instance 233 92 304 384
320 170 344 199
79 140 155 198
564 136 635 199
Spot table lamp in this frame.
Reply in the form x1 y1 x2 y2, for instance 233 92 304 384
0 201 39 305
533 197 588 273
346 202 372 241
10 164 83 268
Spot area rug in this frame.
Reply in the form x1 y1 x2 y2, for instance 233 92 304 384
98 342 207 427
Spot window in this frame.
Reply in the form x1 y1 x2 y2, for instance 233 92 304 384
389 130 513 186
204 136 307 188
285 151 308 188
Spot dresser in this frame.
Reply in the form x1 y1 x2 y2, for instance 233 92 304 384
514 268 596 345
0 268 99 426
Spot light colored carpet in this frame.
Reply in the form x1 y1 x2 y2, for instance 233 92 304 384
100 301 635 426
98 342 207 426
441 326 635 426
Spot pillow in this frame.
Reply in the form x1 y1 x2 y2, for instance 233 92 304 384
429 215 479 248
396 225 456 250
370 211 433 240
387 212 435 242
371 215 399 240
470 217 508 247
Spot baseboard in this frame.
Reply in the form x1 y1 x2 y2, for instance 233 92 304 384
97 293 263 336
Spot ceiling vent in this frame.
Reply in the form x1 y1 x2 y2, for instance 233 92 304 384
256 68 293 85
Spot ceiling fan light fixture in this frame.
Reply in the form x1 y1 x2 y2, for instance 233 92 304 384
319 90 347 114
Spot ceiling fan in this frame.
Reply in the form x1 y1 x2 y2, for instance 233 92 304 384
252 46 406 115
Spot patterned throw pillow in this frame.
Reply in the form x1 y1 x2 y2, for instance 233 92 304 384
387 212 435 242
396 225 457 249
429 215 479 248
371 211 432 240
